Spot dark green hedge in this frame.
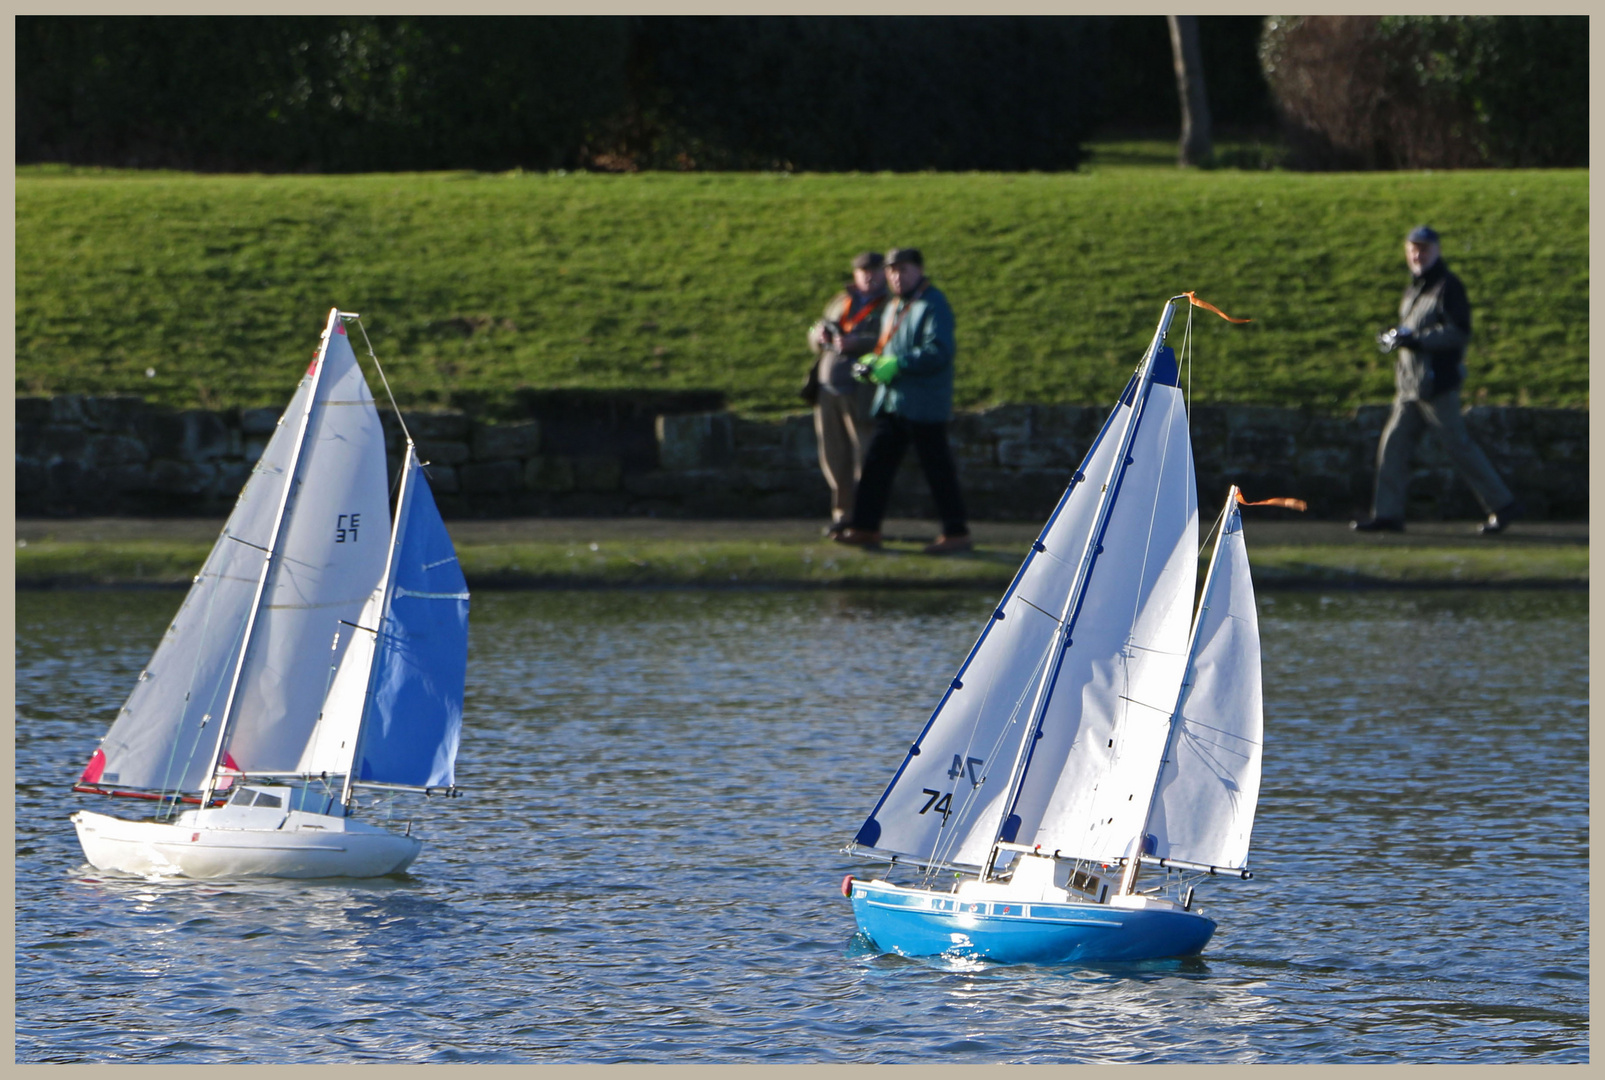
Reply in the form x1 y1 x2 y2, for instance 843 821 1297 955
17 15 1105 173
16 17 631 172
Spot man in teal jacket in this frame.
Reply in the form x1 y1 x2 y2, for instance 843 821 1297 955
835 247 971 554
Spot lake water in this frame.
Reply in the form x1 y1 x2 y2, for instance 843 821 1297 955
15 587 1588 1063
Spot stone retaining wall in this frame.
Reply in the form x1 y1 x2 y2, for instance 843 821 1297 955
16 394 1587 521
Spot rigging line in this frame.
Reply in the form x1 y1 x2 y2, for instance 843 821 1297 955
353 316 415 449
1184 304 1194 412
1114 382 1183 742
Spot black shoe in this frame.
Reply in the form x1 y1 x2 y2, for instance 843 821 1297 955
1479 500 1524 535
1350 517 1405 533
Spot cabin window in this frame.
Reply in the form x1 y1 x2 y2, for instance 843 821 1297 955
254 792 283 809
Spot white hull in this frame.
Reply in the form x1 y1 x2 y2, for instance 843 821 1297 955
71 807 422 879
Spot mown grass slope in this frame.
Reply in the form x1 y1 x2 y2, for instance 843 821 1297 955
16 161 1587 415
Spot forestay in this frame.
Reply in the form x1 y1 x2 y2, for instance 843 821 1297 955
1148 496 1263 869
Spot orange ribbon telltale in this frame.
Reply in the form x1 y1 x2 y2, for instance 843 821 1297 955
1235 490 1308 512
1184 291 1253 324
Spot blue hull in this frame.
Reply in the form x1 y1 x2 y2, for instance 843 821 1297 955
849 879 1216 964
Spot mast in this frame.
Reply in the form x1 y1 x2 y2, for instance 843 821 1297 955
1117 486 1236 896
980 297 1183 882
340 443 415 808
199 309 345 810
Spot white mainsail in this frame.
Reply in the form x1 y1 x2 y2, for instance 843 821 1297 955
1013 379 1197 864
1147 494 1264 869
220 319 391 774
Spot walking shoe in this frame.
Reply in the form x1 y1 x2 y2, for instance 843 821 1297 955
1350 517 1405 533
1479 500 1524 535
833 528 882 548
823 522 846 539
923 534 974 555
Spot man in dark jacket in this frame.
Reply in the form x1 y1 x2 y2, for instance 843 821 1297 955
1353 226 1520 535
834 247 971 554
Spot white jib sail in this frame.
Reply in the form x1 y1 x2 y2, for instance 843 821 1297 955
850 386 1133 868
220 317 391 775
296 584 385 778
1148 496 1263 869
92 375 315 793
1013 377 1198 865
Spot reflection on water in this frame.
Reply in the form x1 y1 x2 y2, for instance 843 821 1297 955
16 588 1587 1063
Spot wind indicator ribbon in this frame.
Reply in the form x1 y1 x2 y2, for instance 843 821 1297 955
1184 291 1253 324
1235 490 1308 512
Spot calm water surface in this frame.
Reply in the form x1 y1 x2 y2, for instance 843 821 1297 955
15 587 1588 1063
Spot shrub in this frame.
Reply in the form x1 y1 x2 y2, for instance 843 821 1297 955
1260 15 1587 169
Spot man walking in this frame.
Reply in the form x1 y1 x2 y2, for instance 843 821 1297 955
1353 226 1521 535
806 251 887 537
835 247 971 554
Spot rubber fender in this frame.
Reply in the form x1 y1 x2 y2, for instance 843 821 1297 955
841 874 855 898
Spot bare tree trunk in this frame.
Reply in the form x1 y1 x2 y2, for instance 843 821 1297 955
1167 15 1212 166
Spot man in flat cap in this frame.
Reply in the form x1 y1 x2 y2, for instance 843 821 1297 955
805 251 888 536
835 247 972 554
1354 225 1521 535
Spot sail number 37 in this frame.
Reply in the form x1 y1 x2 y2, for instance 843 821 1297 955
335 513 362 542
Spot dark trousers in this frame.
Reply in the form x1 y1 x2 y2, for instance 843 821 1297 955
849 413 969 536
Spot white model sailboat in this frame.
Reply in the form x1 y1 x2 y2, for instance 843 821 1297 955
842 296 1265 963
72 309 470 879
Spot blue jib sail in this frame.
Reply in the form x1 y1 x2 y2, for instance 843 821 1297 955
356 456 470 789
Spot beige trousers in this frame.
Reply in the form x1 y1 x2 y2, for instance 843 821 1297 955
1371 390 1514 520
814 384 876 523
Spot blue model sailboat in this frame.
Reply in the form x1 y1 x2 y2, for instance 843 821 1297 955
72 309 469 878
842 296 1264 963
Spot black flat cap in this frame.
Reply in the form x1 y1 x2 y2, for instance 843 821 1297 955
885 247 923 267
851 251 884 271
1406 225 1440 244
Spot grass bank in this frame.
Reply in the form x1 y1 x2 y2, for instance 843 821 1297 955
15 519 1585 591
17 161 1586 416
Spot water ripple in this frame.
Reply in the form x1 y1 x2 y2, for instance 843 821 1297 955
16 588 1588 1063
